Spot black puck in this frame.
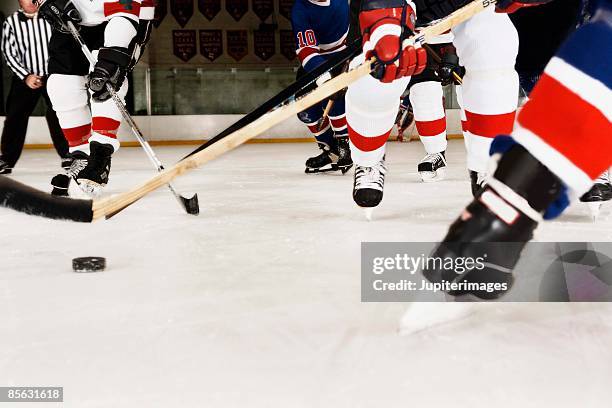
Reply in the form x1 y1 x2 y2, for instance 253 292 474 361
72 257 106 273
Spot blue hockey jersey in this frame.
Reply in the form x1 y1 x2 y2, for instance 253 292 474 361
291 0 350 72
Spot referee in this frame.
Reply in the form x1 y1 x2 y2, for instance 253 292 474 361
0 0 68 175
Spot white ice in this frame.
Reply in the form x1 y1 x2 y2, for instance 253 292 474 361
1 140 611 407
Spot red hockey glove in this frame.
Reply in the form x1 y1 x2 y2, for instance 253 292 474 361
496 0 554 14
360 0 427 83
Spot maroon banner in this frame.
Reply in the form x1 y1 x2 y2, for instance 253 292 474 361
226 30 248 61
252 0 273 21
153 0 167 28
280 30 296 61
253 29 275 61
200 30 223 62
173 30 197 62
278 0 293 21
171 0 194 27
226 0 248 21
198 0 221 21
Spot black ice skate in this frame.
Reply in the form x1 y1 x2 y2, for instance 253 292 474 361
51 173 71 197
0 158 13 175
469 170 487 197
335 136 353 174
353 157 387 220
418 151 447 182
305 142 340 174
424 145 563 300
580 171 611 220
75 141 113 196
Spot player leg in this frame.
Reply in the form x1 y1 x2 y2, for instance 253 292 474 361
299 101 342 174
328 96 353 174
347 53 411 209
423 11 611 299
452 7 520 195
409 81 448 182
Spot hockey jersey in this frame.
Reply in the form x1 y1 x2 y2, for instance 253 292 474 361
291 0 350 71
67 0 143 48
70 0 142 26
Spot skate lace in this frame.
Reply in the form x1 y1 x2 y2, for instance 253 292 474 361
67 158 88 178
421 152 447 166
355 161 387 191
595 170 610 184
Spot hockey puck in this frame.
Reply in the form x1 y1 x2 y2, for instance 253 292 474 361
72 257 106 273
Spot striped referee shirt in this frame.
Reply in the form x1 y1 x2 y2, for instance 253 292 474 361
1 11 52 81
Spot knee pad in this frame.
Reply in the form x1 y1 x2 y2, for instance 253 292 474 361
47 75 91 149
453 8 518 72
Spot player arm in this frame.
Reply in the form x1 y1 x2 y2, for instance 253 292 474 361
291 10 326 72
1 21 30 80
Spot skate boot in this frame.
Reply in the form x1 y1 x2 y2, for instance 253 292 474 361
305 142 340 174
75 141 113 196
580 171 611 220
424 144 563 300
335 136 353 174
353 157 387 220
0 158 13 175
469 170 487 197
418 151 447 182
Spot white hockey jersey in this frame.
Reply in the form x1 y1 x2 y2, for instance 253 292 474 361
71 0 142 27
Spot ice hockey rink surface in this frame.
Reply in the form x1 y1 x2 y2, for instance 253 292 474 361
1 140 611 407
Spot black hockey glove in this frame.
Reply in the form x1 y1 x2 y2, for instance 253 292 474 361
88 47 131 102
127 20 155 72
36 0 81 34
436 45 464 86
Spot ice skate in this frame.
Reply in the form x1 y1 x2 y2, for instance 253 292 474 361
0 158 13 175
335 136 353 174
353 157 387 219
580 171 611 221
305 142 340 174
469 170 487 197
398 302 482 335
75 141 113 197
418 151 447 182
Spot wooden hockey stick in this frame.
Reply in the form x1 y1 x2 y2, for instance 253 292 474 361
89 0 496 221
317 99 335 132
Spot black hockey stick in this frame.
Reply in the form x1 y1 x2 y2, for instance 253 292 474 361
65 21 200 216
0 176 93 222
180 40 361 161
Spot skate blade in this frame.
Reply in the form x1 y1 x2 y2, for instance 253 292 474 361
305 166 336 174
76 179 105 198
419 168 446 183
363 207 374 221
587 202 603 221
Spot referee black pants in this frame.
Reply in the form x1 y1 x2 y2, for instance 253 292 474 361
0 76 68 167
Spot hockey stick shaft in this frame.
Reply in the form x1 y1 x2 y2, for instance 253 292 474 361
91 0 497 221
180 41 361 161
66 21 199 215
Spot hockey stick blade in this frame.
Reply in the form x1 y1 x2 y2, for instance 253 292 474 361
0 176 93 222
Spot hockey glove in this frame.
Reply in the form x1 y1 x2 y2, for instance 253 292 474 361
36 0 81 34
359 0 427 83
436 44 464 86
88 47 131 102
128 20 155 72
496 0 554 14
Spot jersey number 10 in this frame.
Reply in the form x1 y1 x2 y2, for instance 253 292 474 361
297 30 317 48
